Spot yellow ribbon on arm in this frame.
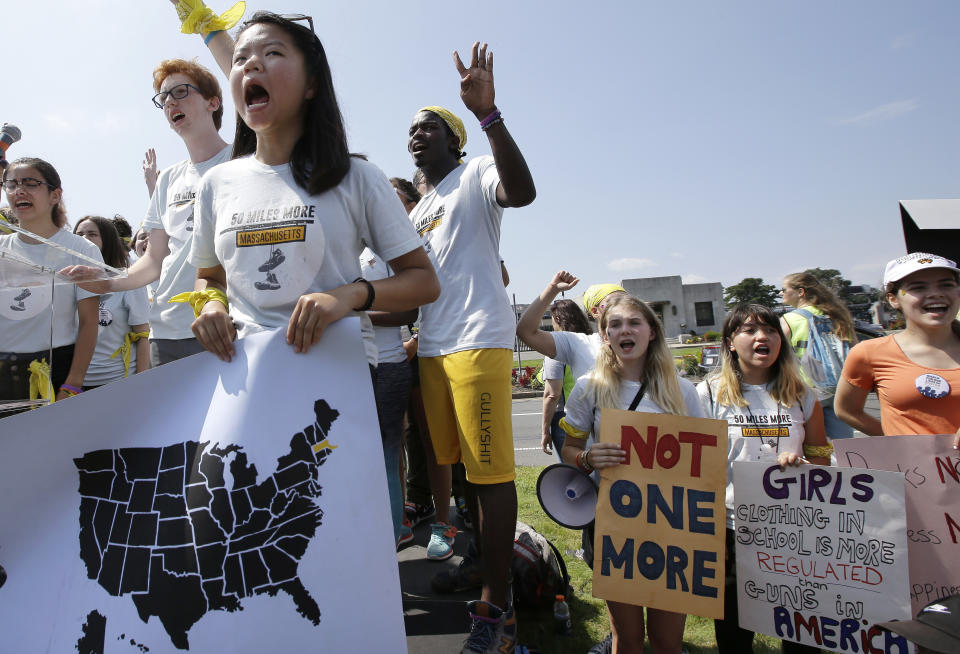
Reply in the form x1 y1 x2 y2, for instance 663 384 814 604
110 331 150 378
175 0 246 35
28 359 54 404
169 288 229 318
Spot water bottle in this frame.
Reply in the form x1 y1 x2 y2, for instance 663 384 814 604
553 594 571 635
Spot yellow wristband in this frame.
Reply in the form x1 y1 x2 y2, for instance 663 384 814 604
803 443 834 459
169 288 229 318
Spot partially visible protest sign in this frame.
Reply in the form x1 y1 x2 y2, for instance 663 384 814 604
835 435 960 613
592 410 727 618
734 462 910 653
0 322 406 653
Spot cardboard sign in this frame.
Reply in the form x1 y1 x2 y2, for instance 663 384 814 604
835 435 960 612
592 409 728 618
734 462 911 653
0 321 406 653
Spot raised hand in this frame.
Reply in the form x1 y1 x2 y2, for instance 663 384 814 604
550 270 580 294
453 42 496 119
142 148 158 197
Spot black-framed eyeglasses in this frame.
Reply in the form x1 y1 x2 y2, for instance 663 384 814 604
152 83 204 109
2 177 54 192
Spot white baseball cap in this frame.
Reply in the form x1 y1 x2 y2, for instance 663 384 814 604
883 252 958 287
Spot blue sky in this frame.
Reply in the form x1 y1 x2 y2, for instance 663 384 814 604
4 1 958 304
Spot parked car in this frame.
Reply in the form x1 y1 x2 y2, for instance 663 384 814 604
700 344 721 372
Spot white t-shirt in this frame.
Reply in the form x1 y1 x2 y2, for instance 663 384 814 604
0 229 103 352
563 373 704 482
141 145 232 340
696 379 816 528
189 156 423 366
410 156 513 356
359 247 406 365
84 287 151 386
551 331 602 380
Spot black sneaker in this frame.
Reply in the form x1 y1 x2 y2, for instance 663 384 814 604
431 554 482 593
587 633 612 654
258 248 285 272
403 500 435 527
254 272 281 291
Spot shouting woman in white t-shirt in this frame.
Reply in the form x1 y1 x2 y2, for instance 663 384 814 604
697 303 829 654
186 12 438 362
0 158 103 406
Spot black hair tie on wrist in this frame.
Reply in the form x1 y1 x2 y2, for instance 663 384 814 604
352 277 375 311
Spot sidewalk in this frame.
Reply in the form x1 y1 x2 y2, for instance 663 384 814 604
401 506 478 653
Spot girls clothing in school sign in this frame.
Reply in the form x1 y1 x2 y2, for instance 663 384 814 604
0 321 405 653
733 462 910 653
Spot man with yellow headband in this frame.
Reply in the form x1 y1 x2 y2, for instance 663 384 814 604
407 41 536 653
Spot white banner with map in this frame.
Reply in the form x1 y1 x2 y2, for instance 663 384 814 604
0 320 405 652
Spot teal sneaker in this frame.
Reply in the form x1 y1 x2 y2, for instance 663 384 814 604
426 522 457 561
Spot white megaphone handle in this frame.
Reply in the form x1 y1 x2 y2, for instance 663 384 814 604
565 474 593 501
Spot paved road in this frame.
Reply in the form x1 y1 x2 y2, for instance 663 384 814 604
510 393 883 467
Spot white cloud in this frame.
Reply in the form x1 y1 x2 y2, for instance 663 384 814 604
838 99 919 126
682 274 710 284
607 258 657 272
890 33 914 50
43 114 72 131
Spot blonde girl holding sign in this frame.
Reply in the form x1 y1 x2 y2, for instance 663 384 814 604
560 294 702 654
697 303 829 653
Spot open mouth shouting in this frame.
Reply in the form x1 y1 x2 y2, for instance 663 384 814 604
244 83 270 112
170 111 186 126
617 338 637 355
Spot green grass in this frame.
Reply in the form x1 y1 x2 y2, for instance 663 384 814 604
514 465 782 653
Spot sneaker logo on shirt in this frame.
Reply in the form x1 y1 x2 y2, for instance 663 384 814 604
98 298 114 326
10 288 30 312
254 248 286 291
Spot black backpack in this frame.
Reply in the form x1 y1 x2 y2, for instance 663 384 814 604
512 521 571 608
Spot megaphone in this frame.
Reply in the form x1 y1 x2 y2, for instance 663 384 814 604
536 463 598 529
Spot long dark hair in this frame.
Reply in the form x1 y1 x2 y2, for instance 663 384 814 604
709 303 807 408
550 299 592 335
74 216 129 269
2 157 67 227
231 12 350 195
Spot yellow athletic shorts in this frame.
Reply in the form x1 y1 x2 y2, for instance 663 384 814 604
418 348 515 484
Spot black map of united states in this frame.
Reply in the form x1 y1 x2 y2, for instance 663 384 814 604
73 399 339 650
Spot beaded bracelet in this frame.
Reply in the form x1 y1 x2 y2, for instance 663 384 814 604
803 443 834 459
576 449 594 473
479 109 502 131
59 384 82 397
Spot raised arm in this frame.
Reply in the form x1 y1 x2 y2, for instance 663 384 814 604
516 271 580 358
454 42 535 208
169 0 240 76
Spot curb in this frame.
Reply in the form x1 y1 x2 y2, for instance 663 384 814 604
511 390 541 399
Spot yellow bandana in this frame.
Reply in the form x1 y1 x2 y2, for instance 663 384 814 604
170 288 229 318
110 331 150 377
176 0 246 35
417 106 467 152
28 359 54 403
583 284 626 314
